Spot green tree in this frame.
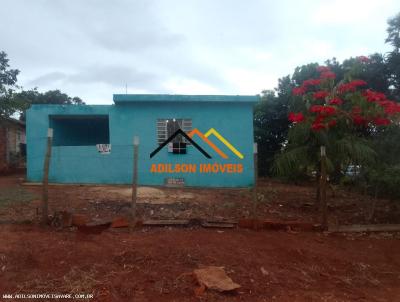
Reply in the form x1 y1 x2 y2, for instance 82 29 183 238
255 60 346 178
386 12 400 99
254 73 298 176
0 51 21 118
273 62 399 203
0 51 84 119
254 89 289 176
342 54 391 96
13 89 84 120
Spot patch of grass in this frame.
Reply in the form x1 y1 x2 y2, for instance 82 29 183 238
0 187 38 207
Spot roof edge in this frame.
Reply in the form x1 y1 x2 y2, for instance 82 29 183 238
113 94 260 104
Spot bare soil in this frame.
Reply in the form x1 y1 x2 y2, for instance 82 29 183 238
0 174 399 301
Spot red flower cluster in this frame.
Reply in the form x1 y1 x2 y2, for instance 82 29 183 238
350 106 366 125
337 83 356 94
337 80 366 94
316 66 330 72
303 79 321 87
289 67 398 131
349 80 367 87
311 117 337 131
352 115 366 126
310 105 336 115
309 105 338 131
313 91 329 100
362 90 400 116
328 98 343 106
288 112 305 123
293 86 306 96
320 71 336 79
363 89 386 102
373 117 391 126
380 101 400 115
357 56 370 63
311 122 326 131
317 66 336 81
292 66 337 96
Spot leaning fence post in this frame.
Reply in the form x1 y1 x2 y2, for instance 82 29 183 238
42 128 53 225
131 136 139 228
320 145 328 230
252 142 258 218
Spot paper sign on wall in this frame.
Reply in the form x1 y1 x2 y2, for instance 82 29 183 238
96 144 111 154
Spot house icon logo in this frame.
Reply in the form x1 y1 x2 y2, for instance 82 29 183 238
150 128 243 159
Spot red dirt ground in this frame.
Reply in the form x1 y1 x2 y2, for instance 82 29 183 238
0 174 399 301
1 174 399 226
1 225 399 301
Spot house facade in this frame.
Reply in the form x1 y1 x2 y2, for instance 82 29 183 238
26 94 259 187
0 118 26 172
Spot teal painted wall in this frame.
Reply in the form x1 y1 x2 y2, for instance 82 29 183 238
27 97 256 187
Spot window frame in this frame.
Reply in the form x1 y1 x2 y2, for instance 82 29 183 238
156 118 192 145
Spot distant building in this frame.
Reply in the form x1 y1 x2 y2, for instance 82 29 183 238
0 117 26 172
26 94 259 187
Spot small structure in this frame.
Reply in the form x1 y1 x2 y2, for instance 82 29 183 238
26 94 259 187
0 117 26 172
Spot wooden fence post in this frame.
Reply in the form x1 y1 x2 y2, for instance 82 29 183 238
42 128 53 225
252 142 258 218
131 136 139 228
320 145 328 229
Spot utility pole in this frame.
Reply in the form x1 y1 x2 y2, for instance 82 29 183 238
42 128 53 225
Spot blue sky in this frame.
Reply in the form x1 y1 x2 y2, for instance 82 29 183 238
1 0 400 104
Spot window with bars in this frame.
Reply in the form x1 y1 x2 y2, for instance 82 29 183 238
156 118 192 145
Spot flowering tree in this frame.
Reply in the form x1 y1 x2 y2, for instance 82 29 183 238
274 58 400 227
275 57 400 201
290 63 399 132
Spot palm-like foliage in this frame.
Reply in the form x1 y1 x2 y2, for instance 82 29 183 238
273 124 376 179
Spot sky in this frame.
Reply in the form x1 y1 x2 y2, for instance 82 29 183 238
1 0 400 104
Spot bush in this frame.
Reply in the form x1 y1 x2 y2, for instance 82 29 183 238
367 165 400 199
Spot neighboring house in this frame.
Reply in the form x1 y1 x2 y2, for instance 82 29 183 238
26 94 259 187
0 117 26 172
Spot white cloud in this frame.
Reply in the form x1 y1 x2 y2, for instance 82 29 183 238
225 69 277 95
163 78 222 95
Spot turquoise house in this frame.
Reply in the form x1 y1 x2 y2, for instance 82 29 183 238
27 94 259 187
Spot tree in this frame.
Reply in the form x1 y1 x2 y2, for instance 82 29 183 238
367 125 400 199
0 51 84 119
0 51 20 118
254 72 303 176
386 12 400 51
274 62 399 195
255 60 346 178
13 89 84 120
254 89 289 176
386 12 400 99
